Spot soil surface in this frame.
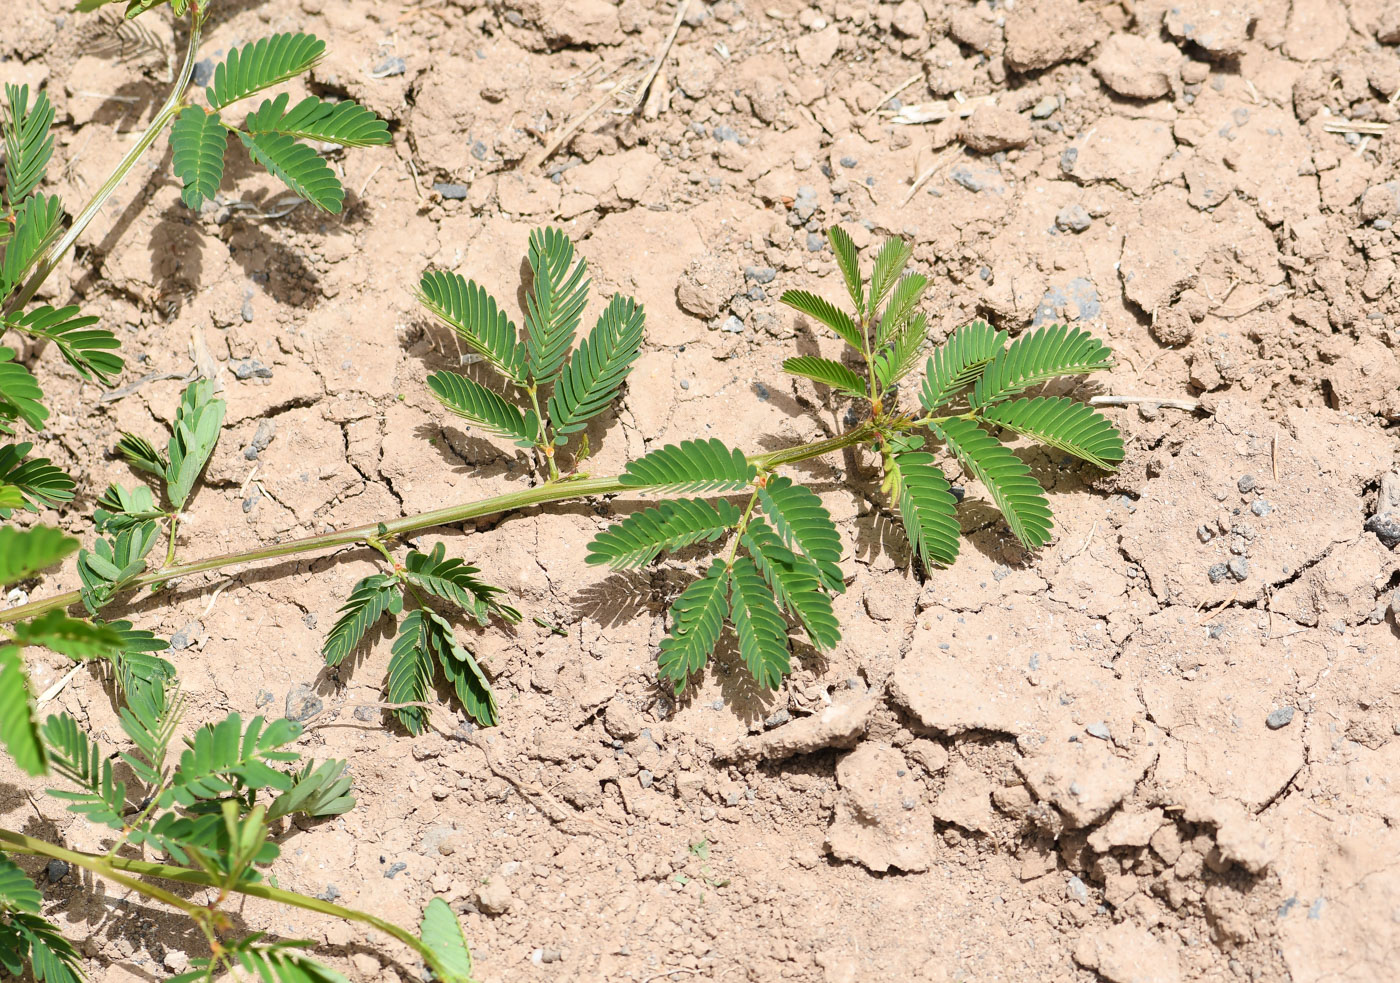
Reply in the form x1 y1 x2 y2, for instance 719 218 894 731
4 1 1400 981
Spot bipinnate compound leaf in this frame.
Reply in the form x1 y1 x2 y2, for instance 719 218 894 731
427 371 539 447
970 322 1114 408
657 559 729 694
170 713 302 805
884 450 961 568
1 194 63 300
755 476 844 593
386 610 435 736
244 92 389 147
169 106 227 209
0 444 74 517
322 574 402 667
164 378 225 509
928 417 1052 549
206 33 327 109
0 854 41 913
826 225 864 313
524 226 589 384
10 910 83 983
423 608 497 730
0 525 77 588
547 294 645 437
741 518 839 651
0 348 47 433
238 131 343 213
404 544 520 626
875 272 928 348
873 311 928 389
865 236 911 321
9 305 123 384
777 289 862 350
41 712 127 828
12 612 123 660
2 84 54 205
981 396 1124 471
420 897 475 983
781 356 865 396
619 438 756 493
586 497 739 569
728 557 790 690
417 272 528 384
920 320 1007 412
0 645 47 776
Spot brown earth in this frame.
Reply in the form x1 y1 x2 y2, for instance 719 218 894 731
3 1 1400 981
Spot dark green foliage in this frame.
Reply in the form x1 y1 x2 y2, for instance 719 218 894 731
618 438 756 493
244 93 391 148
169 106 227 209
586 498 740 569
0 443 74 516
206 33 327 110
657 559 729 694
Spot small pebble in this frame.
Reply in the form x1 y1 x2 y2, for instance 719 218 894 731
1208 563 1229 584
1031 95 1059 118
1251 499 1272 516
720 315 744 333
371 56 407 78
1066 875 1089 904
1085 722 1111 741
1197 524 1214 543
679 379 690 390
434 183 470 200
805 232 825 251
1228 556 1249 581
191 58 214 88
285 683 324 722
1055 203 1092 233
764 708 791 729
383 861 408 879
255 688 274 708
1266 706 1296 730
638 770 654 789
230 358 272 380
744 265 776 283
46 860 69 883
169 622 201 651
1237 474 1256 493
839 155 857 168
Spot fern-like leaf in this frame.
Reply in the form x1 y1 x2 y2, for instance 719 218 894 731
970 322 1114 408
0 444 74 517
547 294 645 437
929 417 1052 548
12 611 123 659
423 607 497 728
728 557 790 690
169 106 227 209
420 897 475 983
1 193 64 300
386 610 435 735
172 939 345 983
657 559 729 694
244 92 390 147
586 497 739 569
0 854 41 913
523 226 590 383
9 305 123 384
619 438 756 493
874 272 928 348
206 33 327 109
755 475 844 593
321 574 401 667
417 271 528 384
41 713 126 828
3 84 54 205
781 355 865 396
10 911 83 983
404 543 519 626
873 312 928 389
93 482 162 532
267 759 356 820
117 680 182 789
0 644 47 776
742 518 840 650
866 236 911 321
170 713 301 804
0 349 47 433
0 525 77 588
427 371 539 447
77 520 161 615
164 378 225 510
920 320 1007 411
981 396 1124 471
778 289 862 350
885 449 960 567
827 225 864 313
238 131 344 213
115 433 165 477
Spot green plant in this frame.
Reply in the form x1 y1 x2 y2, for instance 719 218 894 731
0 528 478 983
1 1 388 517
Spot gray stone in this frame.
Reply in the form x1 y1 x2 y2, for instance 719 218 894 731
720 314 745 333
46 859 69 883
382 861 408 879
255 688 274 708
169 622 201 651
638 770 654 788
1228 556 1249 581
805 232 824 252
192 58 214 88
1251 499 1272 516
1086 722 1111 741
1031 96 1059 118
1366 511 1400 549
434 183 470 199
231 358 272 380
764 708 791 729
285 683 324 722
1208 563 1229 584
744 265 776 283
243 418 277 461
1237 474 1256 493
950 166 988 192
371 56 407 78
1066 875 1089 904
1055 203 1092 232
1266 706 1296 730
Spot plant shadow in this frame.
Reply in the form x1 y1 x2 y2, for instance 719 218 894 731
571 569 660 629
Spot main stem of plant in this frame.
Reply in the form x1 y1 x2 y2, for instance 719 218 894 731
0 424 878 624
1 13 204 318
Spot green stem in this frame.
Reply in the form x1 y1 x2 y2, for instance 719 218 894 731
1 11 204 318
0 827 442 973
726 490 760 565
0 423 878 625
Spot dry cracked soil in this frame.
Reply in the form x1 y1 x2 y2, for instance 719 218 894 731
3 0 1400 981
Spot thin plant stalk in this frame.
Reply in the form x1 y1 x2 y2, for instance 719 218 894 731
0 424 878 624
2 11 205 317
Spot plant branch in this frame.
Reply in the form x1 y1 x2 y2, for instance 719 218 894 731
0 827 443 974
2 11 205 318
0 423 879 625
